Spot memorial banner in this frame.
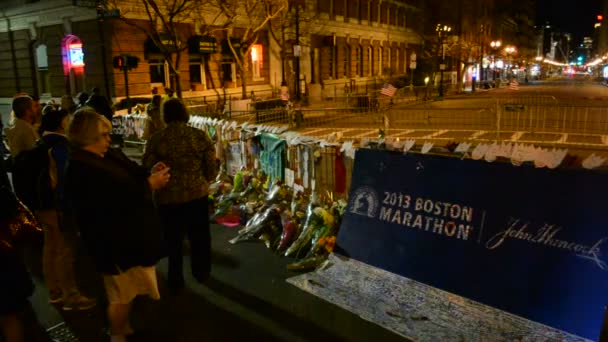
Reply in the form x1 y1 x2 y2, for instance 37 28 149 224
337 148 608 340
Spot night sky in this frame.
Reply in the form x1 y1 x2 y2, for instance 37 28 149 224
536 0 602 44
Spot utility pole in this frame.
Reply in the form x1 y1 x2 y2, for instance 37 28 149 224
122 55 130 113
294 4 301 101
97 0 111 100
281 24 286 86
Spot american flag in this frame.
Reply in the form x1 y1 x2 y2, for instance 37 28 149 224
380 83 397 97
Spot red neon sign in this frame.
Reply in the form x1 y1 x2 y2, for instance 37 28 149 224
69 43 85 68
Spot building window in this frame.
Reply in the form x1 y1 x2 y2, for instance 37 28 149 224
189 56 206 90
251 44 263 80
149 58 167 85
343 45 351 78
335 0 345 16
378 47 383 75
356 46 363 77
371 0 378 23
368 46 373 76
329 45 337 79
318 0 330 13
35 44 50 94
387 47 391 73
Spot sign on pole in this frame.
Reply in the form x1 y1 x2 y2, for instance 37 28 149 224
410 52 417 70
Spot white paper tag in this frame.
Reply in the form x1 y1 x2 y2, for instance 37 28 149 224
285 168 295 187
293 183 304 194
421 142 434 154
403 140 416 152
582 153 606 169
454 142 471 153
471 144 489 160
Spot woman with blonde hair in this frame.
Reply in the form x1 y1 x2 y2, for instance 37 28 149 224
64 107 170 342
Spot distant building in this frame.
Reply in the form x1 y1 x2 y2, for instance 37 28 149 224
0 0 424 107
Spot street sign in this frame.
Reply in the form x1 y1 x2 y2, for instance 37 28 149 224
293 45 301 57
103 9 120 18
439 64 446 70
409 62 417 70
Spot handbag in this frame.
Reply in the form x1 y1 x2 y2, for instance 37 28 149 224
0 185 43 251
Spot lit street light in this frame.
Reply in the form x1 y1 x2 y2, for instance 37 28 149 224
504 46 516 80
436 24 451 97
489 40 501 84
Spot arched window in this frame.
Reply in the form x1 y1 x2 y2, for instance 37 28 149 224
35 44 50 94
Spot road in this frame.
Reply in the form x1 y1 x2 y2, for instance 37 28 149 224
294 76 608 156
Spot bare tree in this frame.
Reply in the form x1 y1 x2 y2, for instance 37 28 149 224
212 0 288 99
106 0 203 98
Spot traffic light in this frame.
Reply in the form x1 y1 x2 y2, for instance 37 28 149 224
113 55 124 69
112 55 139 70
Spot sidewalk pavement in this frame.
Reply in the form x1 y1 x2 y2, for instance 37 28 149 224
23 224 408 342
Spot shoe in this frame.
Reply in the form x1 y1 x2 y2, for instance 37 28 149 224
48 290 63 304
49 295 63 304
62 295 97 311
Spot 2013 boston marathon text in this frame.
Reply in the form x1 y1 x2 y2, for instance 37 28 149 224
379 192 475 241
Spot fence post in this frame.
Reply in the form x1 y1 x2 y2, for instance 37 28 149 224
495 98 501 141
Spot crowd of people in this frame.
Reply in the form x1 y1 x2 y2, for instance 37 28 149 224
0 88 217 342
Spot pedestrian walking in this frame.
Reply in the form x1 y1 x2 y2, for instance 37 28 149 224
64 108 170 342
143 98 218 292
36 108 96 311
85 87 113 122
142 94 165 141
60 95 77 116
75 92 89 110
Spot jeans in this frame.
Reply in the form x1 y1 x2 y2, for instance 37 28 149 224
159 197 210 288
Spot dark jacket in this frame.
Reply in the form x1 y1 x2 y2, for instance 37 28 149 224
39 133 69 210
0 156 34 315
64 148 164 274
85 94 113 121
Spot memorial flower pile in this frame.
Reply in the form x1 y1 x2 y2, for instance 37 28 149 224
209 167 347 272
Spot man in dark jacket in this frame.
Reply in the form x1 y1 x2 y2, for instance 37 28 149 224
85 87 113 122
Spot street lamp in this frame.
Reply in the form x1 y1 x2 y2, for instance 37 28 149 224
490 40 501 82
436 24 451 97
504 46 516 80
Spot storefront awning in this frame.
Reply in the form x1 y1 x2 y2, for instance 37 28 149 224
144 34 179 54
188 35 217 54
221 38 244 55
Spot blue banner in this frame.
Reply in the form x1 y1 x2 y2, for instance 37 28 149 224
337 148 608 340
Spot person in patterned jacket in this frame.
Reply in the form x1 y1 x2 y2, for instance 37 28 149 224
142 98 218 292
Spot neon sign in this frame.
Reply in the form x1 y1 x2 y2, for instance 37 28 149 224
69 43 85 68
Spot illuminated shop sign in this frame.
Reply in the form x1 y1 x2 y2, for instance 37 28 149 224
69 43 85 68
